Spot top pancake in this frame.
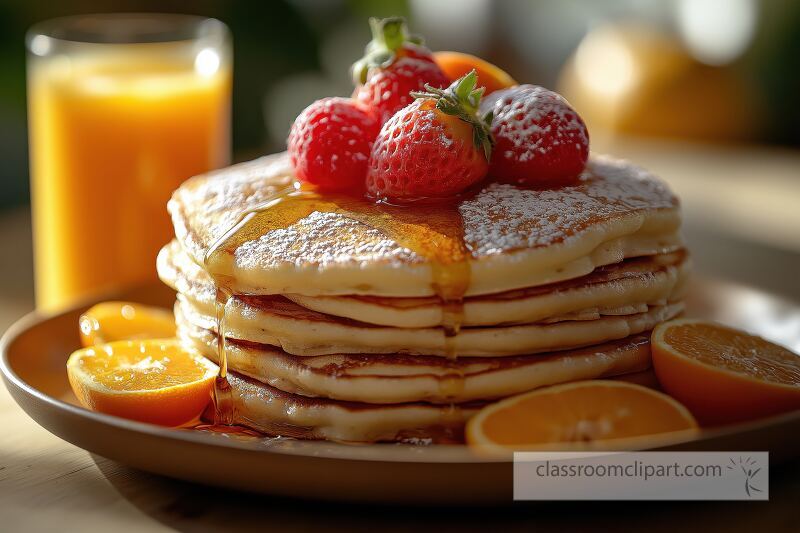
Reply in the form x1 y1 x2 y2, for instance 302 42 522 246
169 152 681 297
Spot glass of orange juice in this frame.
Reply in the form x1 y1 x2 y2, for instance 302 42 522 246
26 14 231 312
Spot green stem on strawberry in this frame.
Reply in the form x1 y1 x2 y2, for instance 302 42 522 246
351 17 424 85
411 71 495 161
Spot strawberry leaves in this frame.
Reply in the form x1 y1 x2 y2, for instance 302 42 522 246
411 71 495 161
351 17 425 85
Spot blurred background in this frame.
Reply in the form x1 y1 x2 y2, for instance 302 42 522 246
0 0 799 324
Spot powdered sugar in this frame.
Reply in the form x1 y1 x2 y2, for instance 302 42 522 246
171 152 678 269
459 155 677 255
235 210 419 270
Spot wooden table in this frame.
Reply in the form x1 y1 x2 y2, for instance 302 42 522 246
2 141 800 530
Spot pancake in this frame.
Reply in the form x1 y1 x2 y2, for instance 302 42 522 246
176 290 683 356
220 371 479 443
168 152 682 298
180 318 652 404
159 239 689 328
164 149 688 443
287 252 687 325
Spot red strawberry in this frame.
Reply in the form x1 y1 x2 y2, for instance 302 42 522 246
352 17 450 124
287 97 379 192
366 71 493 201
355 58 450 125
479 84 589 186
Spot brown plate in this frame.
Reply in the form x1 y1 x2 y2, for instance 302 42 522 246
2 279 799 504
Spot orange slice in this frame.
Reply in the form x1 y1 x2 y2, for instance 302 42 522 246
67 339 217 426
79 301 176 346
466 380 698 454
433 51 516 95
652 318 800 425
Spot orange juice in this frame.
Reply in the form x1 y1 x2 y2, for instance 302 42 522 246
28 32 231 311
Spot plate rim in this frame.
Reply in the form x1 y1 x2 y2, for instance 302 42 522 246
2 278 800 465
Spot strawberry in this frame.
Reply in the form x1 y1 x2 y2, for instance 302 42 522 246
287 97 379 192
366 71 493 202
479 84 589 186
352 17 450 125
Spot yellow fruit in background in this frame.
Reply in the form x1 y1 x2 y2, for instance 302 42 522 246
558 23 759 143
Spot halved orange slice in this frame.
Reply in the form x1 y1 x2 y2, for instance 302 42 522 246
67 339 217 426
652 318 800 425
79 301 176 346
466 380 698 454
433 51 516 95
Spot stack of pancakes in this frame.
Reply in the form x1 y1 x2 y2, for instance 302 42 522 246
158 152 688 443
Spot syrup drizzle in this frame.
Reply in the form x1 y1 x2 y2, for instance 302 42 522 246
202 182 472 432
211 286 235 425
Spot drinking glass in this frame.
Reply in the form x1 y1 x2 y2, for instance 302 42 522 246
27 14 231 311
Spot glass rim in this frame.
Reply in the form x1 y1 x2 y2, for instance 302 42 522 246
26 13 228 51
